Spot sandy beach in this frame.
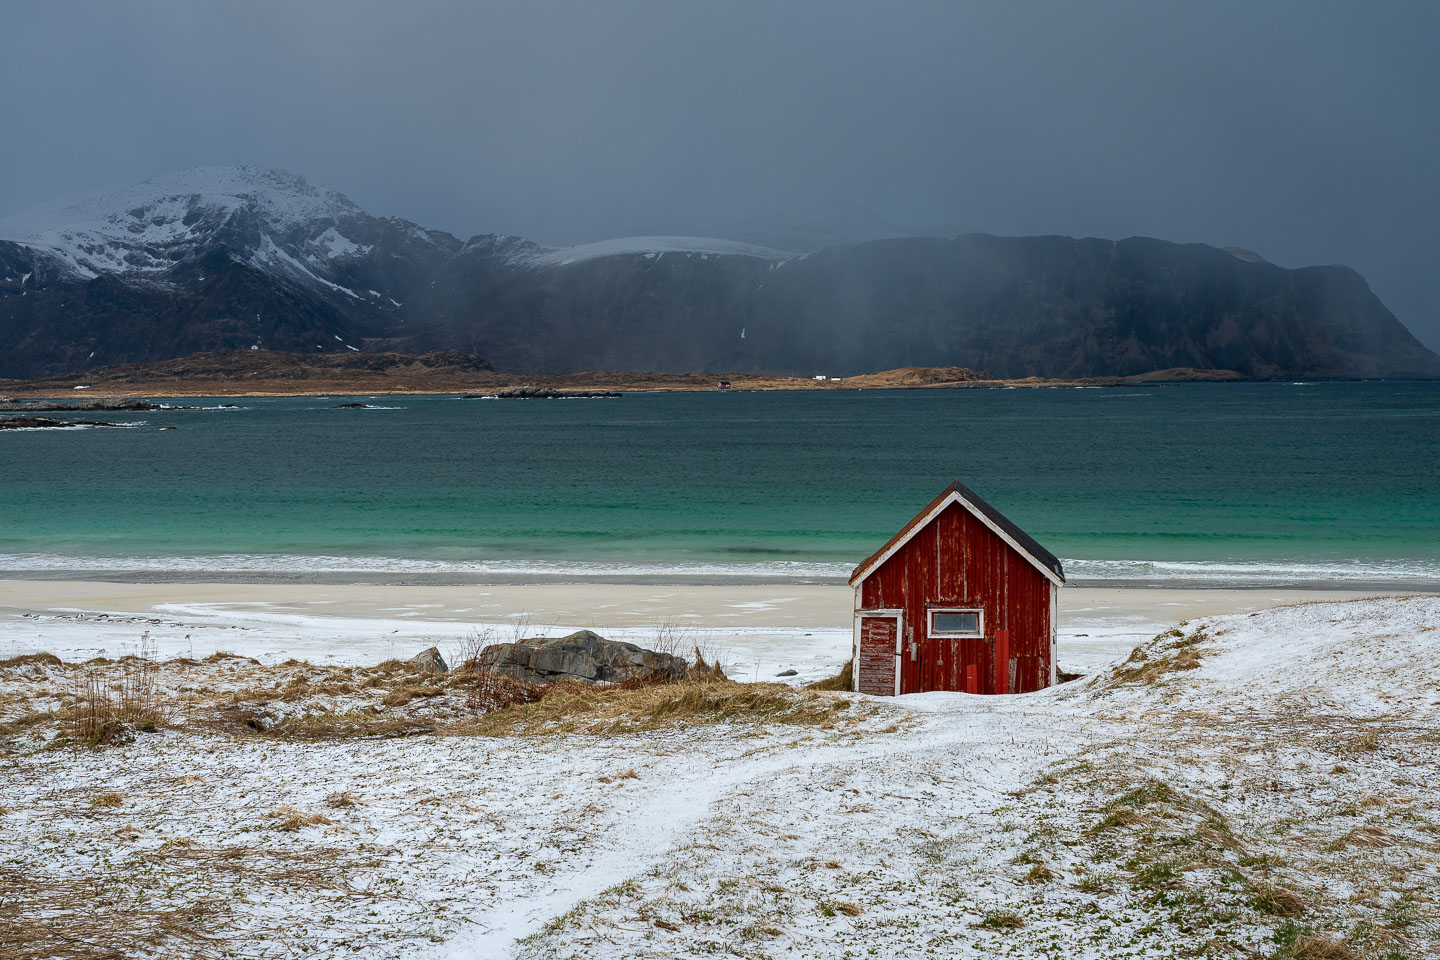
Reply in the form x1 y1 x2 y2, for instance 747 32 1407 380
0 578 1400 680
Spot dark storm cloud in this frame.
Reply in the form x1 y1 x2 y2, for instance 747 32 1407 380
3 1 1437 347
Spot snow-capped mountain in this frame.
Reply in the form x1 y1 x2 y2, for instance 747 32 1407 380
2 165 1436 380
0 165 459 310
0 166 366 278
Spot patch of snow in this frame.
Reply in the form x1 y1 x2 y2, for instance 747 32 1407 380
516 236 795 267
255 235 360 298
314 226 369 259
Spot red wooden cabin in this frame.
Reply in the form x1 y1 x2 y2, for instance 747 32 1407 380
850 482 1064 696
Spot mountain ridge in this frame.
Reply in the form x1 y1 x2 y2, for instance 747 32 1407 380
2 165 1436 380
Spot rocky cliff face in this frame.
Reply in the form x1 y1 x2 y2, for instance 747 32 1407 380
2 166 1435 379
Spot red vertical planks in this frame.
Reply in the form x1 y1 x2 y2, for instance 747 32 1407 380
857 616 898 696
994 628 1010 695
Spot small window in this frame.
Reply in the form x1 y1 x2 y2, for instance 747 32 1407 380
930 609 982 637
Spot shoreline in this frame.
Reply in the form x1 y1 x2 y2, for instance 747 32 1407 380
1 568 1435 593
0 578 1416 681
0 356 1257 398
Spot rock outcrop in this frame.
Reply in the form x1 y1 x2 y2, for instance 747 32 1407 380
0 416 119 430
475 630 686 685
408 647 448 674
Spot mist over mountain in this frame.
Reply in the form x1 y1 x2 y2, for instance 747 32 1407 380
1 166 1435 381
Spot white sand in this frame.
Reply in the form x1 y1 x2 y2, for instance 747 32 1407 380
0 579 1400 682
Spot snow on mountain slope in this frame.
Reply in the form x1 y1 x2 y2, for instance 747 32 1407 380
517 235 795 266
0 165 373 280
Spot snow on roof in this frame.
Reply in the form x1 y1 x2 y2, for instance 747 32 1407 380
518 236 795 267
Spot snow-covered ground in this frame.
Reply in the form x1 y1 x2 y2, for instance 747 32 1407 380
2 595 1436 959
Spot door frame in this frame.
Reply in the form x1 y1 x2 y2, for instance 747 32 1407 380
853 607 905 696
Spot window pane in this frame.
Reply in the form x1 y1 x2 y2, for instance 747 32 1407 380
933 612 979 634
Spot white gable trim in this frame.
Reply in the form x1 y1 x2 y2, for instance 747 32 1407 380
850 490 1065 589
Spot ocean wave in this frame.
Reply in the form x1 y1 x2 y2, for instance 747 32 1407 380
0 553 855 579
1 552 1438 584
1065 557 1440 583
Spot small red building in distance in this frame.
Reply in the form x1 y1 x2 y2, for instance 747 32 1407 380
849 482 1065 696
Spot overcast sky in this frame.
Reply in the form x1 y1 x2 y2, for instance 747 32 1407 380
4 1 1437 347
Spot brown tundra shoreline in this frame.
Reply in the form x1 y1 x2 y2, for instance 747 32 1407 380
0 349 1247 398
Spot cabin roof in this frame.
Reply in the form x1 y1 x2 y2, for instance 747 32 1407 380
849 481 1066 587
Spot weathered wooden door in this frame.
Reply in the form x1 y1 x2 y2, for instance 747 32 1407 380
855 611 902 696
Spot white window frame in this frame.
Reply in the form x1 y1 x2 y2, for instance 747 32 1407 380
928 607 984 638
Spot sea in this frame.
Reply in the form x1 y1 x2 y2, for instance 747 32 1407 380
2 382 1437 588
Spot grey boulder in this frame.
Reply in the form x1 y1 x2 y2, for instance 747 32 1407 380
409 646 449 674
475 630 686 685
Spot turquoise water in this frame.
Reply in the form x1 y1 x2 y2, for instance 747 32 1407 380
1 382 1437 584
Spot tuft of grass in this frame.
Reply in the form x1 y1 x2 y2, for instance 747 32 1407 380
686 646 728 682
976 909 1025 930
1128 858 1184 890
1109 627 1213 685
1074 873 1114 894
805 660 853 691
1271 929 1358 960
1325 826 1393 850
1023 863 1055 884
1345 731 1379 754
1252 883 1307 917
817 900 862 917
266 807 334 832
63 645 170 747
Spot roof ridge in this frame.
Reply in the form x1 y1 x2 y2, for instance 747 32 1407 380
849 482 1065 586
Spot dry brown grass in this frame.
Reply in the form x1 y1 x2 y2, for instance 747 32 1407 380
1109 626 1214 686
242 709 436 740
1023 863 1056 884
1325 825 1394 850
0 843 382 960
462 678 852 736
266 806 334 831
9 645 856 747
1285 934 1358 960
0 652 62 669
806 660 853 692
90 792 123 808
686 646 728 682
0 868 219 960
63 648 170 746
1345 731 1379 754
1251 882 1307 917
458 669 547 714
